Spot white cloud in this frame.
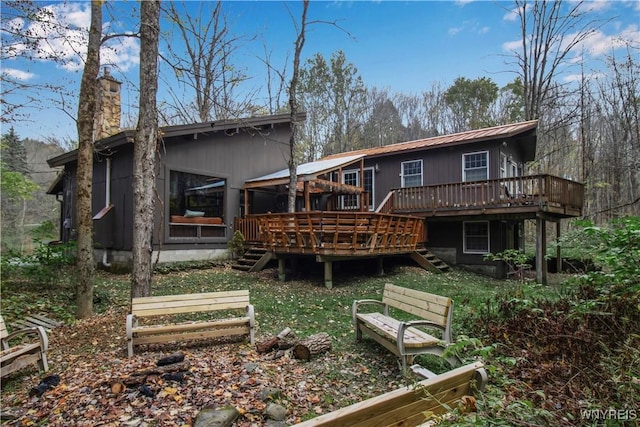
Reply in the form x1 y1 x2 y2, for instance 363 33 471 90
564 71 607 83
503 7 520 22
448 27 462 36
569 24 640 57
2 67 36 81
2 3 138 73
479 26 490 35
502 39 522 52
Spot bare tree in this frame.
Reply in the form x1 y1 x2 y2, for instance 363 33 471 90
75 0 102 318
131 0 160 299
287 0 309 212
161 1 253 123
510 0 599 121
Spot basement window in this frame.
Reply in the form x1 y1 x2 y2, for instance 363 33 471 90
463 221 489 254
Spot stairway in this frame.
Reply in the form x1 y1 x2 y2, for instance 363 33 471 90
410 248 451 274
231 246 274 272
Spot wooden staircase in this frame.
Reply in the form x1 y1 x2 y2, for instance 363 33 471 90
231 246 274 272
410 248 450 274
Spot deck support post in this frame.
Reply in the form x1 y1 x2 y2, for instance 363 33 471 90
536 217 548 285
278 258 286 282
324 261 333 289
556 221 562 273
377 257 384 276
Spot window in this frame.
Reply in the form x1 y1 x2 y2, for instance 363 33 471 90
463 152 488 182
341 168 375 211
463 221 489 254
169 170 226 239
401 160 422 187
341 170 359 210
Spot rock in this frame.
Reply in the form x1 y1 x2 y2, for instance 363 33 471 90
257 388 282 401
193 405 239 427
244 362 259 373
264 403 287 421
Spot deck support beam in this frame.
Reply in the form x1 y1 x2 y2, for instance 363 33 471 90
377 257 384 276
556 221 562 273
324 261 333 289
278 258 286 282
536 217 548 285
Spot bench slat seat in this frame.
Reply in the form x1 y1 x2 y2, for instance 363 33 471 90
126 290 255 357
353 283 458 371
355 312 441 348
1 315 49 378
294 361 487 427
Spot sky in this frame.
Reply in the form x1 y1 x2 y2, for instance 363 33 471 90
1 0 639 143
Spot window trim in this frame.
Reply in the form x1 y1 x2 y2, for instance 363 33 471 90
401 159 423 188
462 151 489 182
463 220 490 254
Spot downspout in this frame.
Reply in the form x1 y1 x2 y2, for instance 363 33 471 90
102 157 112 267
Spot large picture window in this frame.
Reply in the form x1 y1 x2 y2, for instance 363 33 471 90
463 221 489 254
401 160 422 187
169 170 226 239
463 152 488 182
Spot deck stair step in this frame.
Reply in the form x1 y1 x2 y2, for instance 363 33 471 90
231 246 274 272
410 248 451 274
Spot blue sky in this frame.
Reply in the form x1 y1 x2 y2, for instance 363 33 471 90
1 0 638 142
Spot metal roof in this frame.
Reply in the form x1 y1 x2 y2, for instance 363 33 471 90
323 120 538 160
245 154 365 186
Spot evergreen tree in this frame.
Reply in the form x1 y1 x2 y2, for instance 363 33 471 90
1 127 28 174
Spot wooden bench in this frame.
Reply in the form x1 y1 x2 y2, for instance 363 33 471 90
353 283 458 371
1 315 49 378
294 361 487 426
126 290 255 358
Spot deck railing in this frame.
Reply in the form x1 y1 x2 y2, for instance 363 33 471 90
247 211 423 256
391 174 583 215
234 216 261 243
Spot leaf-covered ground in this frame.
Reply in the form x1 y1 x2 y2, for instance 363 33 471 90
1 305 410 426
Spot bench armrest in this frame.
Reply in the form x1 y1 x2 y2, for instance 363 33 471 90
352 299 388 325
126 314 137 340
3 326 49 352
396 320 447 356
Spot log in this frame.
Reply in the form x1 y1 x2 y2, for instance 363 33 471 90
257 327 292 354
293 333 332 361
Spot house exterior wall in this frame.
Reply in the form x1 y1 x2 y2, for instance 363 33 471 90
348 135 532 277
56 121 292 267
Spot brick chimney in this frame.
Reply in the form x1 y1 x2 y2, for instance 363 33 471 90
94 67 122 140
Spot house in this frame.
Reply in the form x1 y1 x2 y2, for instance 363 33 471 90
48 70 583 284
238 120 584 285
47 69 301 268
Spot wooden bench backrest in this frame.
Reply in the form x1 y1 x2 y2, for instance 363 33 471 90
0 315 8 340
294 361 485 427
383 283 452 327
131 290 250 318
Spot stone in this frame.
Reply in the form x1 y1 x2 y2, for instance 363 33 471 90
193 405 239 427
264 403 287 421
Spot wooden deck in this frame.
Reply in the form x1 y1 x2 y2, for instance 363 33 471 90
251 211 423 257
378 174 583 218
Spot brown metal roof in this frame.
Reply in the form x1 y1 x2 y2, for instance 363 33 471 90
322 120 538 160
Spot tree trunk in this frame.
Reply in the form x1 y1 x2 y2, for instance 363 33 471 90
256 327 292 353
293 332 332 361
75 1 102 319
286 0 309 213
131 0 160 299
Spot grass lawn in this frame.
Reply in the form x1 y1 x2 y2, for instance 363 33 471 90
0 259 575 425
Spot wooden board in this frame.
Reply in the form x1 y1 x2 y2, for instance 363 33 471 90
356 313 440 348
294 362 485 427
